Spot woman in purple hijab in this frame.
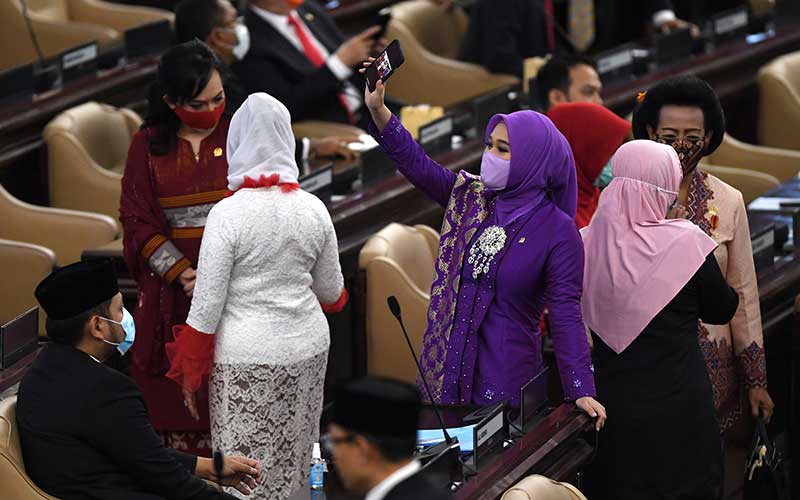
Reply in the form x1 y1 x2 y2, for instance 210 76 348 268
360 63 604 426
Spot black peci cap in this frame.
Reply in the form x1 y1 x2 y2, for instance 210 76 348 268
35 259 119 320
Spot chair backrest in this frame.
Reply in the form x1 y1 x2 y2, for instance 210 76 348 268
0 183 118 266
0 397 60 499
702 164 780 204
0 240 55 336
23 0 69 20
758 51 800 150
359 223 439 293
389 0 469 60
359 223 440 382
44 101 142 174
500 475 588 500
0 0 42 68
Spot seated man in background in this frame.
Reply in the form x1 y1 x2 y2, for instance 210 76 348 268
236 0 382 128
460 0 694 76
175 0 357 167
325 377 452 500
534 56 603 112
16 259 262 500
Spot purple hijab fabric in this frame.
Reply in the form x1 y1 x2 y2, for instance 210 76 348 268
488 112 578 225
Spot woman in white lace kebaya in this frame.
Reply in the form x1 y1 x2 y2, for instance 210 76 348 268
165 93 348 499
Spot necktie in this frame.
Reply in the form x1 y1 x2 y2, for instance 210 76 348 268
543 0 555 53
568 0 595 53
287 13 355 125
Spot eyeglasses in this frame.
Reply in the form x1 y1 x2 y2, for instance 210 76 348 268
320 433 356 454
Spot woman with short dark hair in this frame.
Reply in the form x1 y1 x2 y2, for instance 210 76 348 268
633 76 774 433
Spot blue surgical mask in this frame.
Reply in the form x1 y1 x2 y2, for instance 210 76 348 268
594 159 613 188
480 150 511 191
99 308 136 356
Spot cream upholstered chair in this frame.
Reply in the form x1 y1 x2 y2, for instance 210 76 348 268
358 223 439 383
708 134 800 183
43 101 142 224
501 475 587 500
0 0 172 70
0 240 54 337
701 164 780 204
0 397 60 500
0 184 118 266
758 51 800 150
384 0 519 107
292 121 366 141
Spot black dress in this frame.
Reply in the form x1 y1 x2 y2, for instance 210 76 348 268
585 254 739 500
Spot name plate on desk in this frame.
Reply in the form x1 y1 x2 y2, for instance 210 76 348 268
596 47 634 80
751 224 776 271
712 7 749 39
473 402 506 469
60 42 98 83
300 165 333 204
1 307 38 369
125 20 172 60
419 115 454 156
360 146 396 187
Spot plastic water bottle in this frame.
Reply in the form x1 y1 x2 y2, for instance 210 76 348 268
310 442 325 490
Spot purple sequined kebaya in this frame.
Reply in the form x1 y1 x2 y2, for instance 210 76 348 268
369 112 595 407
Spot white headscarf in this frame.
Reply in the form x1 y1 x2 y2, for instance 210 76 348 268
226 92 299 191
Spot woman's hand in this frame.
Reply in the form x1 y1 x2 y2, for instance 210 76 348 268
182 385 200 421
576 396 607 431
197 456 263 496
178 268 197 298
667 203 688 220
749 387 775 423
359 58 392 131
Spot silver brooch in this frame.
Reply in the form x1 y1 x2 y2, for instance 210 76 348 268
467 226 507 279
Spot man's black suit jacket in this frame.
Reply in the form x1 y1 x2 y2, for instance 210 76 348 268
382 469 453 500
234 2 359 125
460 0 673 76
16 342 235 500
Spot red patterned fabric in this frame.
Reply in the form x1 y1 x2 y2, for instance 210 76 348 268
321 288 348 314
225 174 300 197
737 341 768 389
166 325 216 393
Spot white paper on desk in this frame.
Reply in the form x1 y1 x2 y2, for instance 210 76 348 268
417 424 476 453
747 197 800 211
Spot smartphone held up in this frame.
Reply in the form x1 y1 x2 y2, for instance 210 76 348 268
364 40 405 92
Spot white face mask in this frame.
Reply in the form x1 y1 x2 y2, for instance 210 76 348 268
231 22 250 60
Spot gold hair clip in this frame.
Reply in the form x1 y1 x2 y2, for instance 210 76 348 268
636 91 647 103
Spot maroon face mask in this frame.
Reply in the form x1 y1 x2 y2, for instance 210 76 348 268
173 98 226 130
656 135 708 175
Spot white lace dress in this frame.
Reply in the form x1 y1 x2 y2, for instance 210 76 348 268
187 187 345 499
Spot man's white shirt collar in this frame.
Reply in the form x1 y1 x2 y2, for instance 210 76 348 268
364 460 421 500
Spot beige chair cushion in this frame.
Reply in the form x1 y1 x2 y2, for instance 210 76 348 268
0 184 118 266
701 164 780 204
0 397 61 499
501 475 587 500
0 239 55 337
708 133 800 183
67 0 173 33
292 121 366 141
43 101 141 224
384 0 519 107
758 51 800 150
359 223 439 382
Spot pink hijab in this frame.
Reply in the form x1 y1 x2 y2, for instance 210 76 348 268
581 140 717 354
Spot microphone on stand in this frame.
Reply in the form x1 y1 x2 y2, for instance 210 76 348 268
386 295 460 470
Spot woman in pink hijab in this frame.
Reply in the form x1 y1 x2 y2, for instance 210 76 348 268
581 140 739 500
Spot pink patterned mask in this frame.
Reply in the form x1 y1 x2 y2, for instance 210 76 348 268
481 150 511 191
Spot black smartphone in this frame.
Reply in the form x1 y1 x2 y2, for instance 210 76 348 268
365 39 404 92
374 7 391 38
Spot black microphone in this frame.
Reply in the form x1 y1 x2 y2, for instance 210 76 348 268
387 296 453 445
20 0 59 93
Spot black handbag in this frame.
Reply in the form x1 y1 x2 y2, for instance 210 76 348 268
743 414 790 500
